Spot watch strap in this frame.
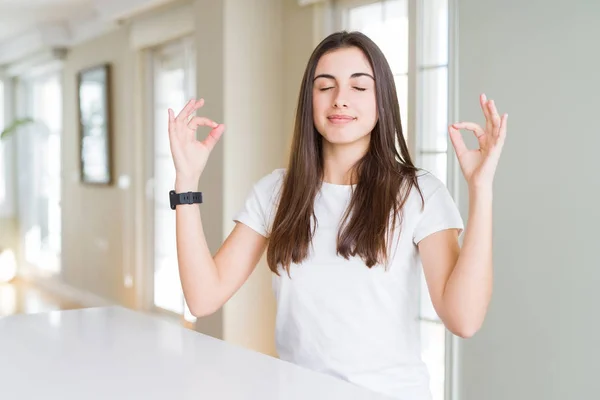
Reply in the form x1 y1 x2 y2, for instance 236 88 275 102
170 190 203 209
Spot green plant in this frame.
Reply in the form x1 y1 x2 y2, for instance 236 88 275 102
0 117 35 140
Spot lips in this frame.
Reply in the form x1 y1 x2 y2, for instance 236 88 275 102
327 115 356 124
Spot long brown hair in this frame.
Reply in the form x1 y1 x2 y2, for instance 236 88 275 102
267 31 423 276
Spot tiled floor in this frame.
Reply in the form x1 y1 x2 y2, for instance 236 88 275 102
0 278 81 317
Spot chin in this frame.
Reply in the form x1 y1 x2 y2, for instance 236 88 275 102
320 129 370 146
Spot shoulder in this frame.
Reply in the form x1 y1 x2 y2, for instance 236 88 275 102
413 169 449 200
248 168 287 209
403 168 460 219
410 169 463 242
253 168 286 195
234 169 286 236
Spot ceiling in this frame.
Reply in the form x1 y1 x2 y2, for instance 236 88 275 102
0 0 95 43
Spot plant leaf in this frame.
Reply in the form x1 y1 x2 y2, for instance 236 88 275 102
0 118 35 140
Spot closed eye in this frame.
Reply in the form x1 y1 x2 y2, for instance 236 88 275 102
319 87 367 91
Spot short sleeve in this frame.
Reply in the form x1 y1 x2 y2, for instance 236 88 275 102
413 174 464 245
232 169 284 238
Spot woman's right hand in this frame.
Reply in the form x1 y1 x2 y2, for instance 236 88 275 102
168 98 225 190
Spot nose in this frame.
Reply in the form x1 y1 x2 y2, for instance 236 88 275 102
333 87 348 108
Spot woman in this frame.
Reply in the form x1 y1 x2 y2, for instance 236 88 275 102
167 31 507 400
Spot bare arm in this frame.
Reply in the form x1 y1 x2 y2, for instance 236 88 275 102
175 180 267 317
419 94 507 338
418 189 493 338
168 98 267 317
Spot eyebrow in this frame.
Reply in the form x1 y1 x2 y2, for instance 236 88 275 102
313 72 375 82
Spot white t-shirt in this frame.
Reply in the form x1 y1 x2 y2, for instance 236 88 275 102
233 168 464 400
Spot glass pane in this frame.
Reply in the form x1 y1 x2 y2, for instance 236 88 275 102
422 0 449 66
381 0 409 74
0 80 5 205
348 2 383 31
394 74 408 139
420 152 447 186
26 74 62 275
152 38 195 316
420 66 448 152
349 1 409 75
154 109 171 158
420 268 440 321
154 256 183 314
47 133 61 255
34 76 61 133
420 320 446 400
154 157 176 208
156 68 186 109
154 209 177 260
0 79 3 127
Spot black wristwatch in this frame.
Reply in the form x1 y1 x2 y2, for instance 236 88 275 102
169 190 203 210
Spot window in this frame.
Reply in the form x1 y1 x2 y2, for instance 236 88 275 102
335 1 453 399
16 73 62 276
0 79 5 207
149 37 196 322
417 0 449 185
344 0 410 134
0 78 16 220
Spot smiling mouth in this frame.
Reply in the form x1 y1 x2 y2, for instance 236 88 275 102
327 115 356 124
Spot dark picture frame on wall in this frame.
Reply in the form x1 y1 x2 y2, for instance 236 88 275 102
77 63 113 185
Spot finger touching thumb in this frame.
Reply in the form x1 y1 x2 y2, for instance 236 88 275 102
203 124 225 152
448 125 467 158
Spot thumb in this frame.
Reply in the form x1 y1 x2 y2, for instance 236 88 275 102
202 124 225 152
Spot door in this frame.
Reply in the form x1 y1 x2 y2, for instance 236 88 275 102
147 37 196 323
15 72 62 278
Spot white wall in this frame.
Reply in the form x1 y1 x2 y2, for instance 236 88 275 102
1 0 322 357
456 1 600 398
62 27 136 306
192 0 323 356
191 0 227 342
221 0 285 356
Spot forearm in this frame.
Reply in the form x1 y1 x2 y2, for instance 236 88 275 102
174 179 222 316
442 186 493 337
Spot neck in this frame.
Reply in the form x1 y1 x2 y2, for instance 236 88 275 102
321 135 370 185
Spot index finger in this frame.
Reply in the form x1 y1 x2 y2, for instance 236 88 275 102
480 93 492 121
175 98 196 121
168 108 175 135
488 100 502 128
184 98 206 122
452 122 485 138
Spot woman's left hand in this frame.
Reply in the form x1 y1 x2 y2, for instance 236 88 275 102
449 94 508 190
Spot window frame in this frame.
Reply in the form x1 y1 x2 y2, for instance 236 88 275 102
330 1 460 399
0 74 17 219
144 36 197 324
332 0 418 160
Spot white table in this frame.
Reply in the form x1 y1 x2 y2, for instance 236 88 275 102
0 306 392 399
